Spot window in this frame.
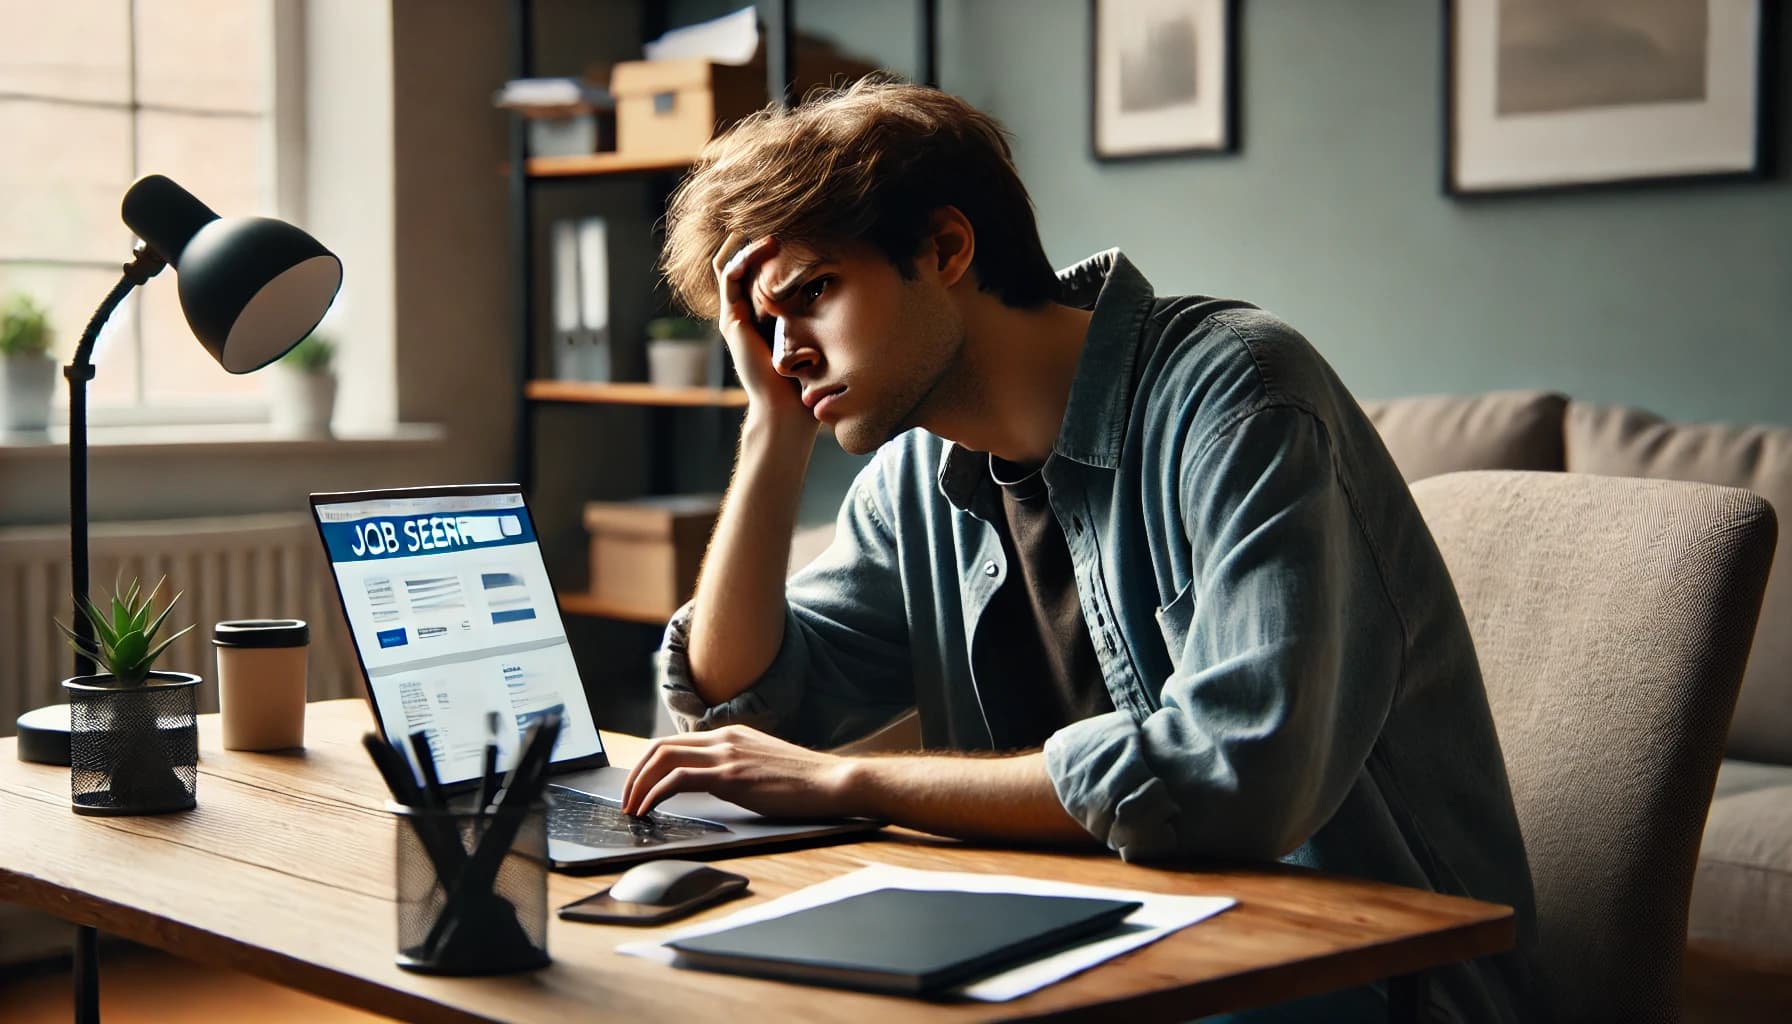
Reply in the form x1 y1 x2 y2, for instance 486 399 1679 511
0 0 299 424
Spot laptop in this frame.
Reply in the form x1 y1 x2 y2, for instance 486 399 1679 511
309 483 881 872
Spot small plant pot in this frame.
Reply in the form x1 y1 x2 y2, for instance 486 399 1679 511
646 338 715 388
269 368 337 437
0 352 57 433
62 671 202 816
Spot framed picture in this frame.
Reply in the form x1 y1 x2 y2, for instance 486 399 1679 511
1445 0 1774 194
1091 0 1239 160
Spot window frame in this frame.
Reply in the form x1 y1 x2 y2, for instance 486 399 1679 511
2 0 307 429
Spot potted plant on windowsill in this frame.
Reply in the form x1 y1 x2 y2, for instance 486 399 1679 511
270 331 337 437
55 576 201 815
1 291 57 433
645 316 721 389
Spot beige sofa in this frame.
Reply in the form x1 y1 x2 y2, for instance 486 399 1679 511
1362 390 1792 1019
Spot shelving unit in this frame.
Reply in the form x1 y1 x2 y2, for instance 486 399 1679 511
526 152 692 177
524 380 748 407
505 1 937 637
555 592 675 625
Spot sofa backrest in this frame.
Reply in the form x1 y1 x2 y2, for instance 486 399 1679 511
1360 390 1568 482
1566 403 1792 766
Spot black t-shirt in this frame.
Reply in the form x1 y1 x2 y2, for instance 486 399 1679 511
978 455 1114 750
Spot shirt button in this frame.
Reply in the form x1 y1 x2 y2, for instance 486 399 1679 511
983 561 998 577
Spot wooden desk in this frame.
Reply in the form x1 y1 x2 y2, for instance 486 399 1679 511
0 700 1513 1022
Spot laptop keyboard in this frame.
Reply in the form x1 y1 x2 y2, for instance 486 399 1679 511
547 785 730 849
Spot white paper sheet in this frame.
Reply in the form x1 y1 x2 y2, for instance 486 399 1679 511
643 6 759 65
615 863 1235 1002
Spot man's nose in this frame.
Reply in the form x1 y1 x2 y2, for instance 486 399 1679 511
771 318 820 376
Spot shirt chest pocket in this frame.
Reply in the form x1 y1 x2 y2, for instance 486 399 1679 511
1153 579 1197 667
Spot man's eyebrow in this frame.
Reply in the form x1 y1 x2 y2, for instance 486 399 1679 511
750 260 825 320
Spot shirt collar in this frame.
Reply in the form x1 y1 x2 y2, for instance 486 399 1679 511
939 249 1155 511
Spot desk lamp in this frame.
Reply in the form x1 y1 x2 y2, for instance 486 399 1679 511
14 174 342 765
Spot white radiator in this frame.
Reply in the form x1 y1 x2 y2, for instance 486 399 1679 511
0 514 362 732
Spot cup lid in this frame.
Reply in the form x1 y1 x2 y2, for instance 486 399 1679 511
213 618 309 648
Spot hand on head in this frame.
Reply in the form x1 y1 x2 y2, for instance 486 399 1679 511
713 233 813 429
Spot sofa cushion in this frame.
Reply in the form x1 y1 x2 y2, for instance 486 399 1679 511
1359 390 1567 482
1689 759 1792 964
1566 403 1792 765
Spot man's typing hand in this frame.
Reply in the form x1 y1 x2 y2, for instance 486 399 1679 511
620 724 857 819
618 724 1099 848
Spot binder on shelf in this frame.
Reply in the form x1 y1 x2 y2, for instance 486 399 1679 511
576 217 610 371
549 216 611 383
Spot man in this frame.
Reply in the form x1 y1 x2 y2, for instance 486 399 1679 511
619 79 1536 1022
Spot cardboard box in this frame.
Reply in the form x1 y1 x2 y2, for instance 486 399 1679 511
609 42 881 161
610 59 766 160
583 494 722 618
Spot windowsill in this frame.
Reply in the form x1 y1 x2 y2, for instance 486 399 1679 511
0 422 446 459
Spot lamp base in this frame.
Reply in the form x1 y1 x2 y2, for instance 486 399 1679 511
16 703 71 765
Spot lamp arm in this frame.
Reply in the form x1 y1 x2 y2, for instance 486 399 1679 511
66 245 167 678
71 245 166 371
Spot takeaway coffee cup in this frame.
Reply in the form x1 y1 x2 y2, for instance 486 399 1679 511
213 619 310 751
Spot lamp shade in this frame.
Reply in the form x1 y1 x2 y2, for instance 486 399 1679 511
120 174 342 373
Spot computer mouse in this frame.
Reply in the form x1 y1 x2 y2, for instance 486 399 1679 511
607 859 748 907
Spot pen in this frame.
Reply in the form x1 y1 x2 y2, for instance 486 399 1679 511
476 712 501 841
425 712 562 957
408 729 446 812
363 732 466 888
479 712 501 813
362 731 422 807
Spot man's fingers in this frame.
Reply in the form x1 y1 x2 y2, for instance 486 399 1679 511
621 740 727 813
710 232 747 277
721 236 777 281
716 236 779 318
636 765 728 816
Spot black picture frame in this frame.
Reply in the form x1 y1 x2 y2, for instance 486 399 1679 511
1091 0 1240 161
1443 0 1776 195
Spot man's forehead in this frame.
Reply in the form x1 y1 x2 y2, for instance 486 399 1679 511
747 243 828 313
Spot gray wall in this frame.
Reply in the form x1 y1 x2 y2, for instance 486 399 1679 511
579 0 1792 532
728 0 1791 519
816 0 1790 427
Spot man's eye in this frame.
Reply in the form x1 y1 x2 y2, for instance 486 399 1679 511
801 278 831 304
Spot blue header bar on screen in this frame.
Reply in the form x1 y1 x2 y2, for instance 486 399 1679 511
318 509 538 563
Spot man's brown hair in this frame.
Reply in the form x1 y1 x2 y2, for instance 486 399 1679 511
661 77 1060 320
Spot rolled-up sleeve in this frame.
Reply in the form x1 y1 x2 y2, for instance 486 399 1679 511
657 461 916 750
1044 404 1405 862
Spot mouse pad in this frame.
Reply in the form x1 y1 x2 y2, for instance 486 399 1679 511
558 868 750 925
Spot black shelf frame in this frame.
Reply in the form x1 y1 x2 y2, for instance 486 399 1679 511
506 0 939 495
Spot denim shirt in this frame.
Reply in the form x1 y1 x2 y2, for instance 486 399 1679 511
659 251 1538 1022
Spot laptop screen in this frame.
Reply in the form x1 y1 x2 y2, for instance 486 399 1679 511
312 486 605 786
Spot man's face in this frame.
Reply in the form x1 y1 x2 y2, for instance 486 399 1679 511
746 239 963 455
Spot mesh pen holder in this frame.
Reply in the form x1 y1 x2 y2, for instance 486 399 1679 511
63 672 201 816
392 798 551 975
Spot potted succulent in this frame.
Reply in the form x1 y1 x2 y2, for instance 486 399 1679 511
1 291 57 433
645 316 720 388
270 331 337 437
55 576 201 815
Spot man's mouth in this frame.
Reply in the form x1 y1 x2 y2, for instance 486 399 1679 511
803 384 846 411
